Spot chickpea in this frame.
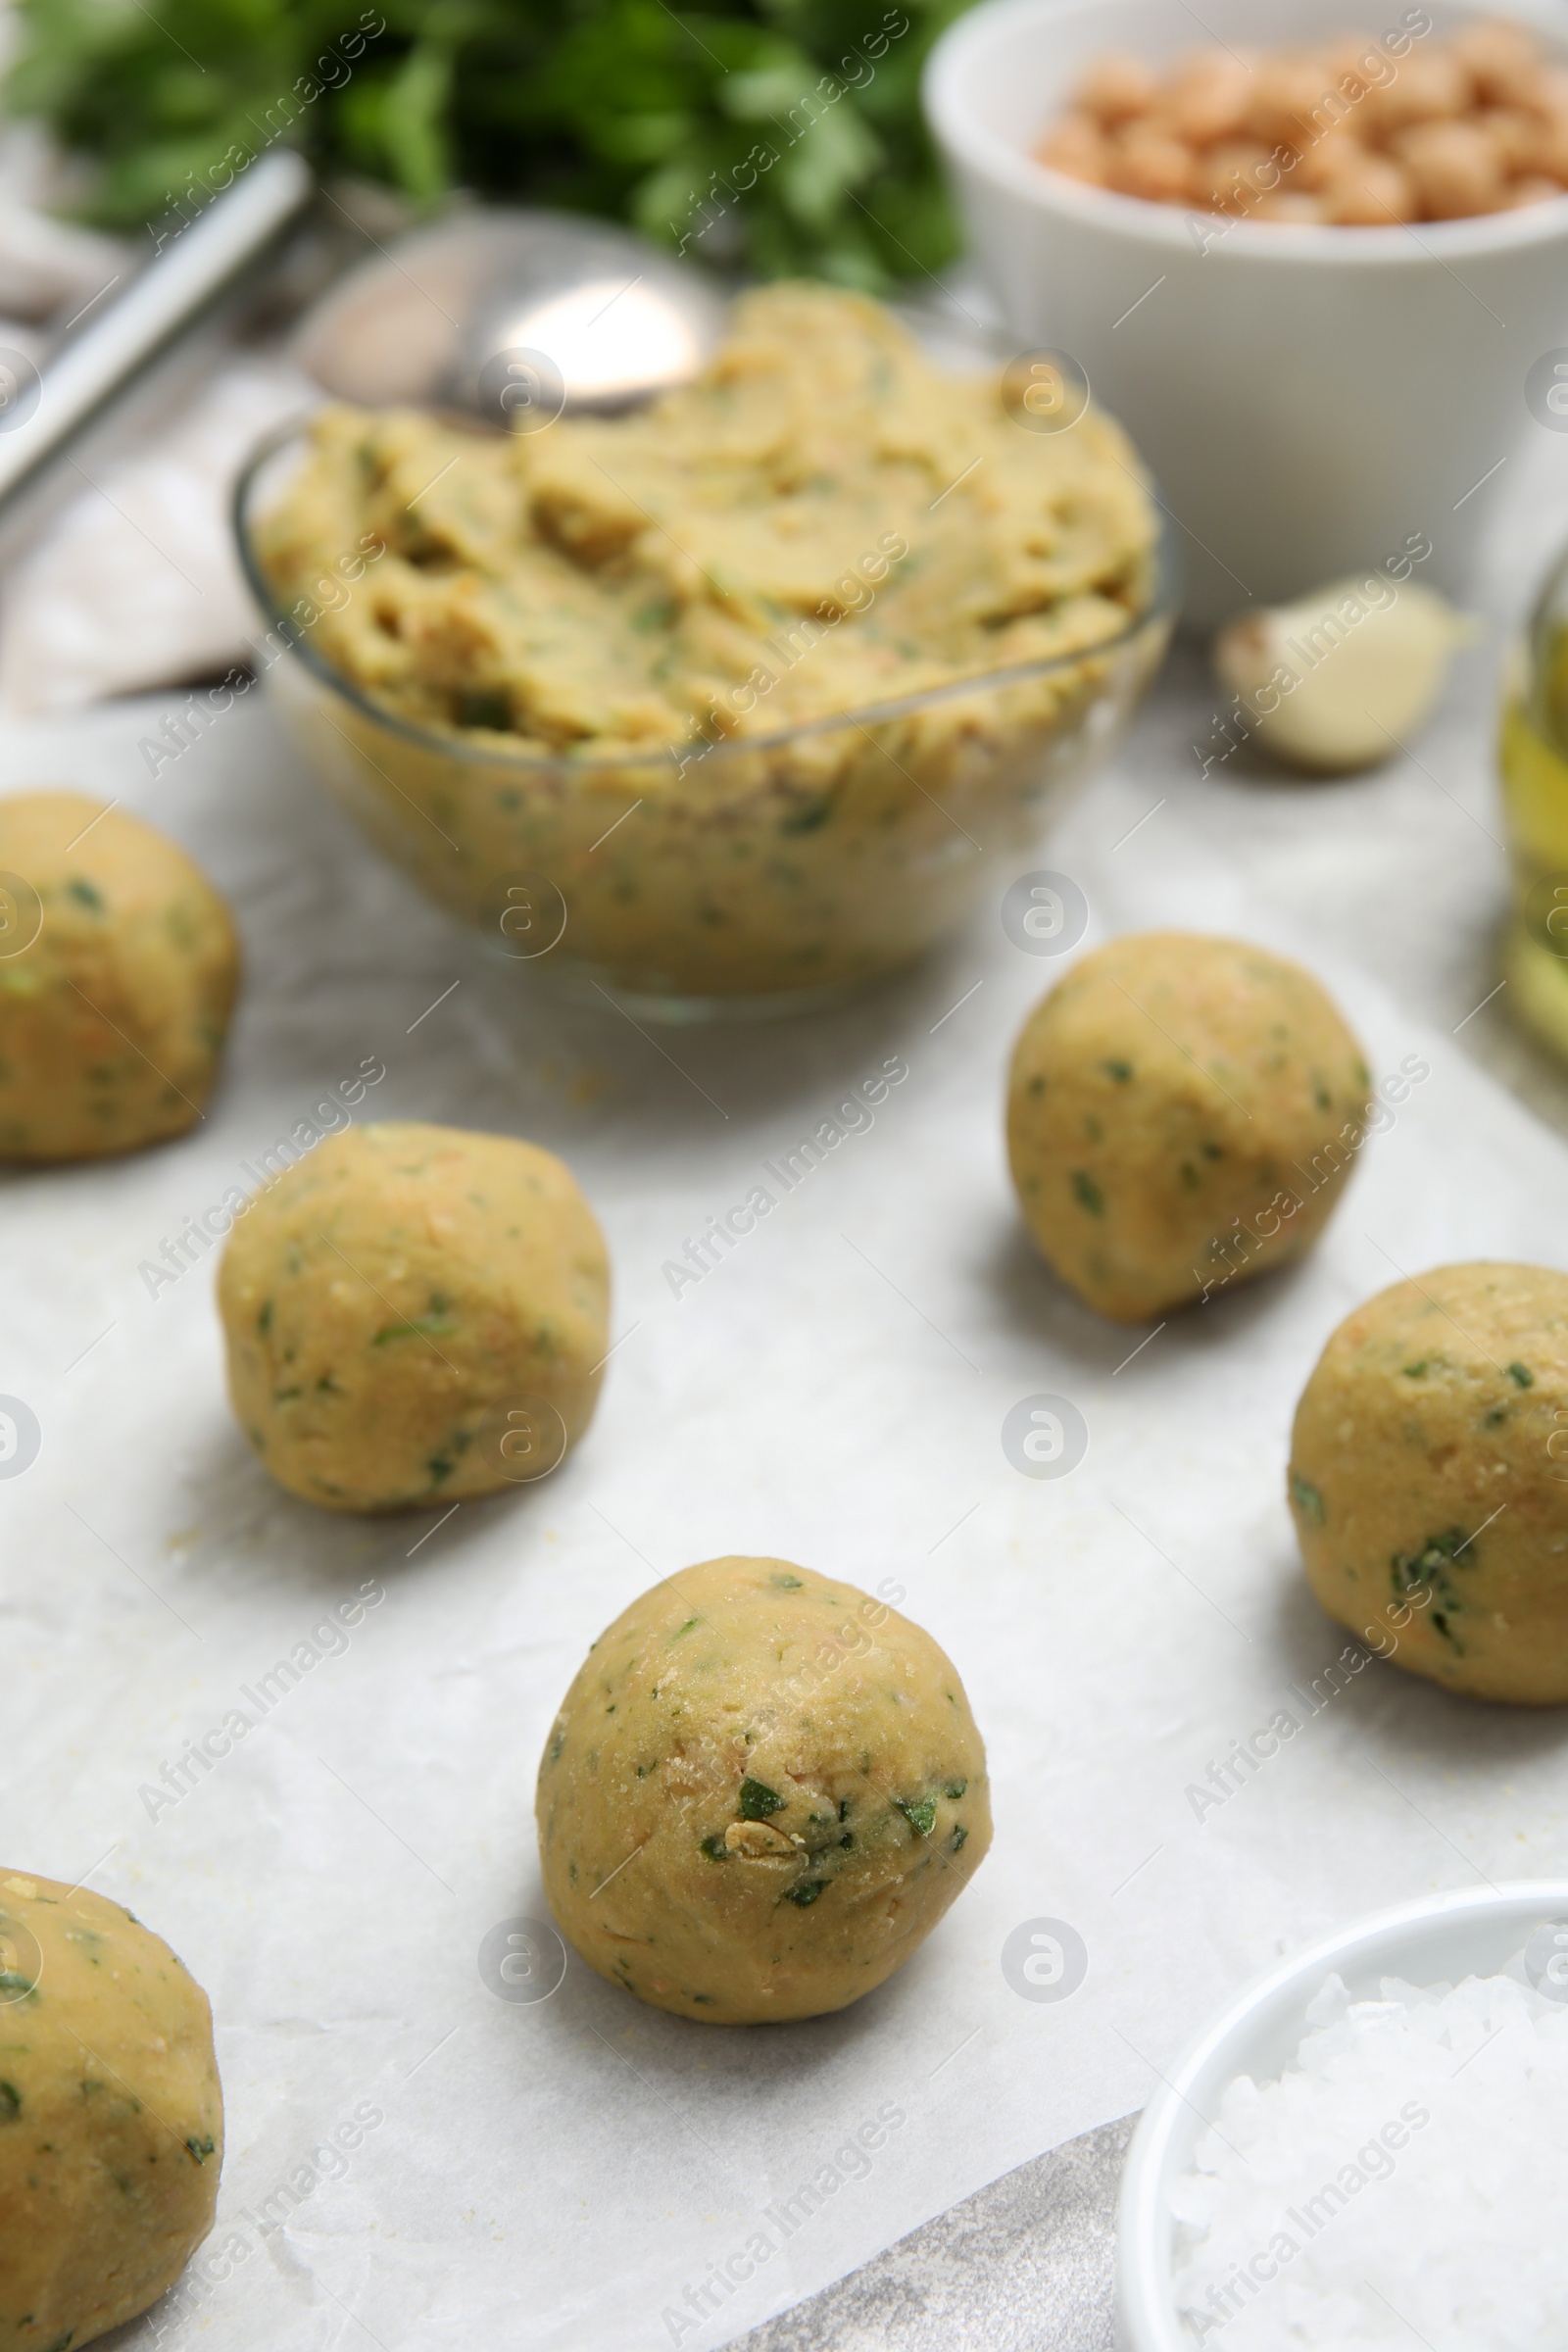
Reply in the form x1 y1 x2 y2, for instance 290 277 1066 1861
1196 142 1277 211
1477 105 1541 172
1447 19 1544 106
1395 118 1508 217
1249 55 1338 148
1037 113 1108 184
1039 24 1568 226
1168 51 1255 144
1320 155 1418 224
1504 172 1568 207
1323 42 1387 104
1075 53 1160 126
1363 48 1472 134
1105 123 1196 203
1531 101 1568 184
1294 121 1372 192
1250 188 1327 223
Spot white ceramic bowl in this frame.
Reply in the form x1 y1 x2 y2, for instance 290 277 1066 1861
1115 1879 1568 2351
925 0 1568 623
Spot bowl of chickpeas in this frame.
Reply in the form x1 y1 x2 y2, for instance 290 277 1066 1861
925 1 1568 623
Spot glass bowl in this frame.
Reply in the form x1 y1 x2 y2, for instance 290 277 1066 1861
233 421 1176 1021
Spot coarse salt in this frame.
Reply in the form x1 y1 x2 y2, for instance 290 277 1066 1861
1171 1939 1568 2347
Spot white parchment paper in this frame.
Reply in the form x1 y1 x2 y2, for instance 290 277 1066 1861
5 412 1568 2352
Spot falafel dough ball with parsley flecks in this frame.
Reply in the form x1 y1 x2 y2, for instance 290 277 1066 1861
0 791 237 1161
1005 931 1370 1322
1290 1263 1568 1705
536 1556 991 2023
219 1121 609 1511
0 1870 223 2352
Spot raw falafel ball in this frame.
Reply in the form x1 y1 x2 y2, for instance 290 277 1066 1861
1291 1262 1568 1704
220 1121 609 1510
0 791 237 1160
537 1556 991 2022
0 1869 223 2350
1006 930 1369 1319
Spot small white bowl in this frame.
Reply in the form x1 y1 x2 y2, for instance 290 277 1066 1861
1115 1879 1568 2351
924 0 1568 623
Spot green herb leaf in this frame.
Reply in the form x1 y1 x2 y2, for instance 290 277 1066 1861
1290 1472 1325 1527
738 1776 784 1820
1390 1526 1477 1645
6 0 969 290
453 685 513 731
779 795 833 834
371 1310 457 1345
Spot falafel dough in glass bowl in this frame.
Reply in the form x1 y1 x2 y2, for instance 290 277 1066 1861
238 284 1171 1017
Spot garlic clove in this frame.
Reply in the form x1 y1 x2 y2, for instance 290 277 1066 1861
1212 576 1476 773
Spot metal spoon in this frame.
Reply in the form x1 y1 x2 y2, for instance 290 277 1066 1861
289 209 728 426
0 185 723 545
0 150 314 528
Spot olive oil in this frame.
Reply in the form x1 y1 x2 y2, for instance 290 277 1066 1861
1500 594 1568 1060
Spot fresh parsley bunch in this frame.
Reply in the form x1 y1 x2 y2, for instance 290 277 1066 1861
8 0 975 288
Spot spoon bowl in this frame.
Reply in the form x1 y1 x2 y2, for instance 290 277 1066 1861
290 208 727 423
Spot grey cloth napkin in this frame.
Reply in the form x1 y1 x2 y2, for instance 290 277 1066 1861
726 2114 1135 2351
